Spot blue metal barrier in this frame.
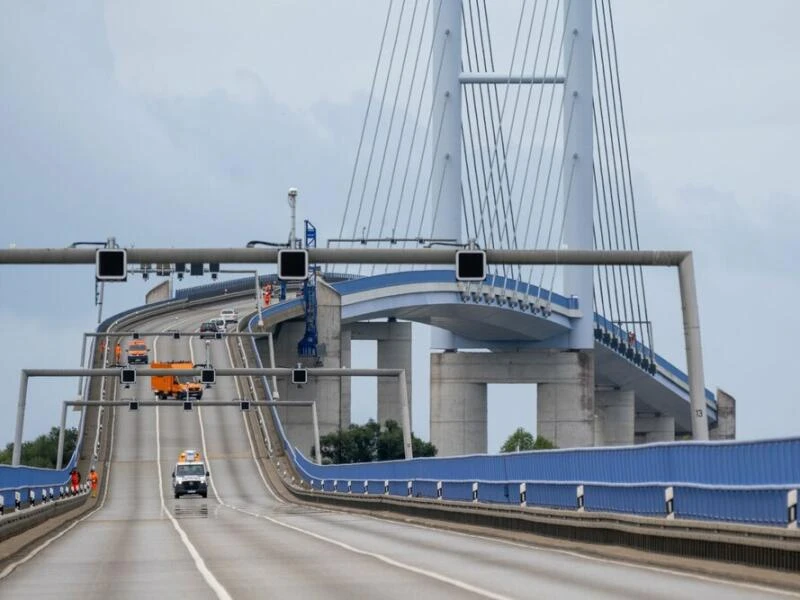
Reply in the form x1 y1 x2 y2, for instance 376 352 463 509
583 484 664 516
674 486 790 526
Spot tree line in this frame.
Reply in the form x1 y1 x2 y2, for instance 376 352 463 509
314 422 554 464
2 423 552 468
0 427 78 468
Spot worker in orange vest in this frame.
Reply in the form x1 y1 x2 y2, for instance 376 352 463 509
114 343 122 365
263 283 272 306
89 468 99 498
70 468 80 494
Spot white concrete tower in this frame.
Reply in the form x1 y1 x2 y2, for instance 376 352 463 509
562 0 594 349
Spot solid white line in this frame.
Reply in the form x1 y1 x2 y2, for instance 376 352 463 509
156 404 231 600
350 508 800 598
221 334 283 504
154 316 232 600
194 328 507 598
0 378 119 580
218 500 513 600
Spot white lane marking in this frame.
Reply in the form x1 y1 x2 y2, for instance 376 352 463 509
156 403 231 600
0 377 119 580
221 334 283 504
194 347 507 598
214 498 514 600
153 315 232 600
348 510 800 598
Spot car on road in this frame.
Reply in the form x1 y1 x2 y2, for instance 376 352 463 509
210 317 226 332
172 461 209 499
199 322 218 338
220 308 238 324
126 339 149 364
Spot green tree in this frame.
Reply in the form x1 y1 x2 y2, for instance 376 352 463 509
500 427 556 453
0 427 79 468
315 420 437 464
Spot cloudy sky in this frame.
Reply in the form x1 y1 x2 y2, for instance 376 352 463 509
2 1 798 452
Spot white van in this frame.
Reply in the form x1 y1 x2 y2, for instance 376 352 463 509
220 308 238 324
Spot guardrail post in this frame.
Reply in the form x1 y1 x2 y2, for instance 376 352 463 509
788 489 798 529
407 481 413 497
520 482 527 507
363 480 369 495
384 480 389 495
41 489 47 504
577 485 585 512
333 480 338 493
347 480 352 494
665 486 675 520
0 493 4 515
49 488 54 502
472 482 478 503
15 491 21 510
28 489 35 507
436 481 443 500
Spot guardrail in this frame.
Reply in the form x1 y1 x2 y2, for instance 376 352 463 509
303 478 799 528
0 288 257 525
0 484 91 542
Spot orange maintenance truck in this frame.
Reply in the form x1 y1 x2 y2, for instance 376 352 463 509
151 361 204 400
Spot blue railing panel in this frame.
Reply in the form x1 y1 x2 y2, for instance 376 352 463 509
526 483 577 510
584 484 663 516
441 481 473 502
412 480 439 500
477 482 515 505
674 486 789 526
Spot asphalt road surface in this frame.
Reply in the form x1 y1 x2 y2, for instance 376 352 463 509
1 303 796 599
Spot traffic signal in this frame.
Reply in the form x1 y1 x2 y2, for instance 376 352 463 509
200 368 215 385
96 249 127 281
455 250 487 282
278 249 309 281
291 368 308 385
120 368 136 385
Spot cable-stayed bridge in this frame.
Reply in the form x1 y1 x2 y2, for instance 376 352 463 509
2 1 798 596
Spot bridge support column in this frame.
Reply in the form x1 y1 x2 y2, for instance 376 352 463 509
537 351 595 448
431 378 487 457
709 388 736 440
269 281 347 456
594 390 634 446
430 349 594 455
635 415 675 443
349 320 413 427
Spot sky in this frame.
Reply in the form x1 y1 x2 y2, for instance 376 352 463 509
1 1 798 453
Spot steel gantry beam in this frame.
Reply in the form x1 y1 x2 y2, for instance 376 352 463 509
15 367 412 466
56 399 321 470
3 246 708 445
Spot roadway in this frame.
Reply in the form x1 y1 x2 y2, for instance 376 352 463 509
0 303 793 599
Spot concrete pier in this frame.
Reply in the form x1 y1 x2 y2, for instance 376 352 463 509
431 350 595 455
270 281 348 456
594 389 634 446
635 415 675 443
349 319 413 426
